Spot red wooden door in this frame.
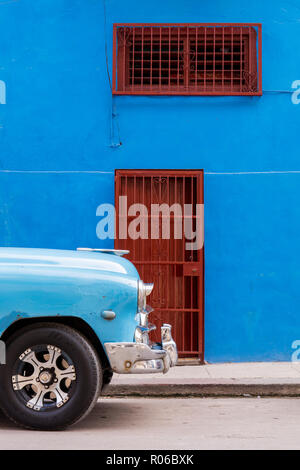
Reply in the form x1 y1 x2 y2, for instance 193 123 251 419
115 170 204 360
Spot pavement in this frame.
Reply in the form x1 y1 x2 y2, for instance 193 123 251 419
1 397 300 449
104 361 300 397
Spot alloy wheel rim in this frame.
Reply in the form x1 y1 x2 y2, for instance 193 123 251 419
12 344 77 412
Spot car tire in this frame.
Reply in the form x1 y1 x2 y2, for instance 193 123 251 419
0 322 102 430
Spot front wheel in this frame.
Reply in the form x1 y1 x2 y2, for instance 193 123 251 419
0 323 102 430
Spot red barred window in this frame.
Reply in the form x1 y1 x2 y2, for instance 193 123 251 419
113 23 262 96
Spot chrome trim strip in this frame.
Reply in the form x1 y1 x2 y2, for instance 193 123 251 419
77 248 129 257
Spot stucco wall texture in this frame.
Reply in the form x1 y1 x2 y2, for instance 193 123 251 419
0 0 299 361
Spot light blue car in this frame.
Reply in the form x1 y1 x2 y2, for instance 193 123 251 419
0 247 177 430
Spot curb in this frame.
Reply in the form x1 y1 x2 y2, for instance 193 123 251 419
103 383 300 397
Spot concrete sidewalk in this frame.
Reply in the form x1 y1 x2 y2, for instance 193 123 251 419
104 362 300 397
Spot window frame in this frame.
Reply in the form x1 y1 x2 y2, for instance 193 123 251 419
112 23 262 96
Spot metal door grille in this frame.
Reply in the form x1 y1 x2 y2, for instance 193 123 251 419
113 23 262 96
115 170 204 360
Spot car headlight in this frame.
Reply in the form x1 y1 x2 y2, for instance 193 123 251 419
138 280 154 311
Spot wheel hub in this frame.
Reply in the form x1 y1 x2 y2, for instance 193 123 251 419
38 368 55 386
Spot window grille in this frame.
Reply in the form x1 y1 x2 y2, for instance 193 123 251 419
113 23 262 96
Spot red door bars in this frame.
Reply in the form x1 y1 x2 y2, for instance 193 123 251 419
115 170 205 360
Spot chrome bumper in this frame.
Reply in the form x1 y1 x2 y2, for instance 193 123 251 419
104 323 178 374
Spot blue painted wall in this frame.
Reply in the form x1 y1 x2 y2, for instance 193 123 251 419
0 0 299 362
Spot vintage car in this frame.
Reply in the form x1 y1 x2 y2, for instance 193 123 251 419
0 247 177 430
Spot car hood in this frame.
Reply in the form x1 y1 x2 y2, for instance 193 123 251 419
0 247 139 278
